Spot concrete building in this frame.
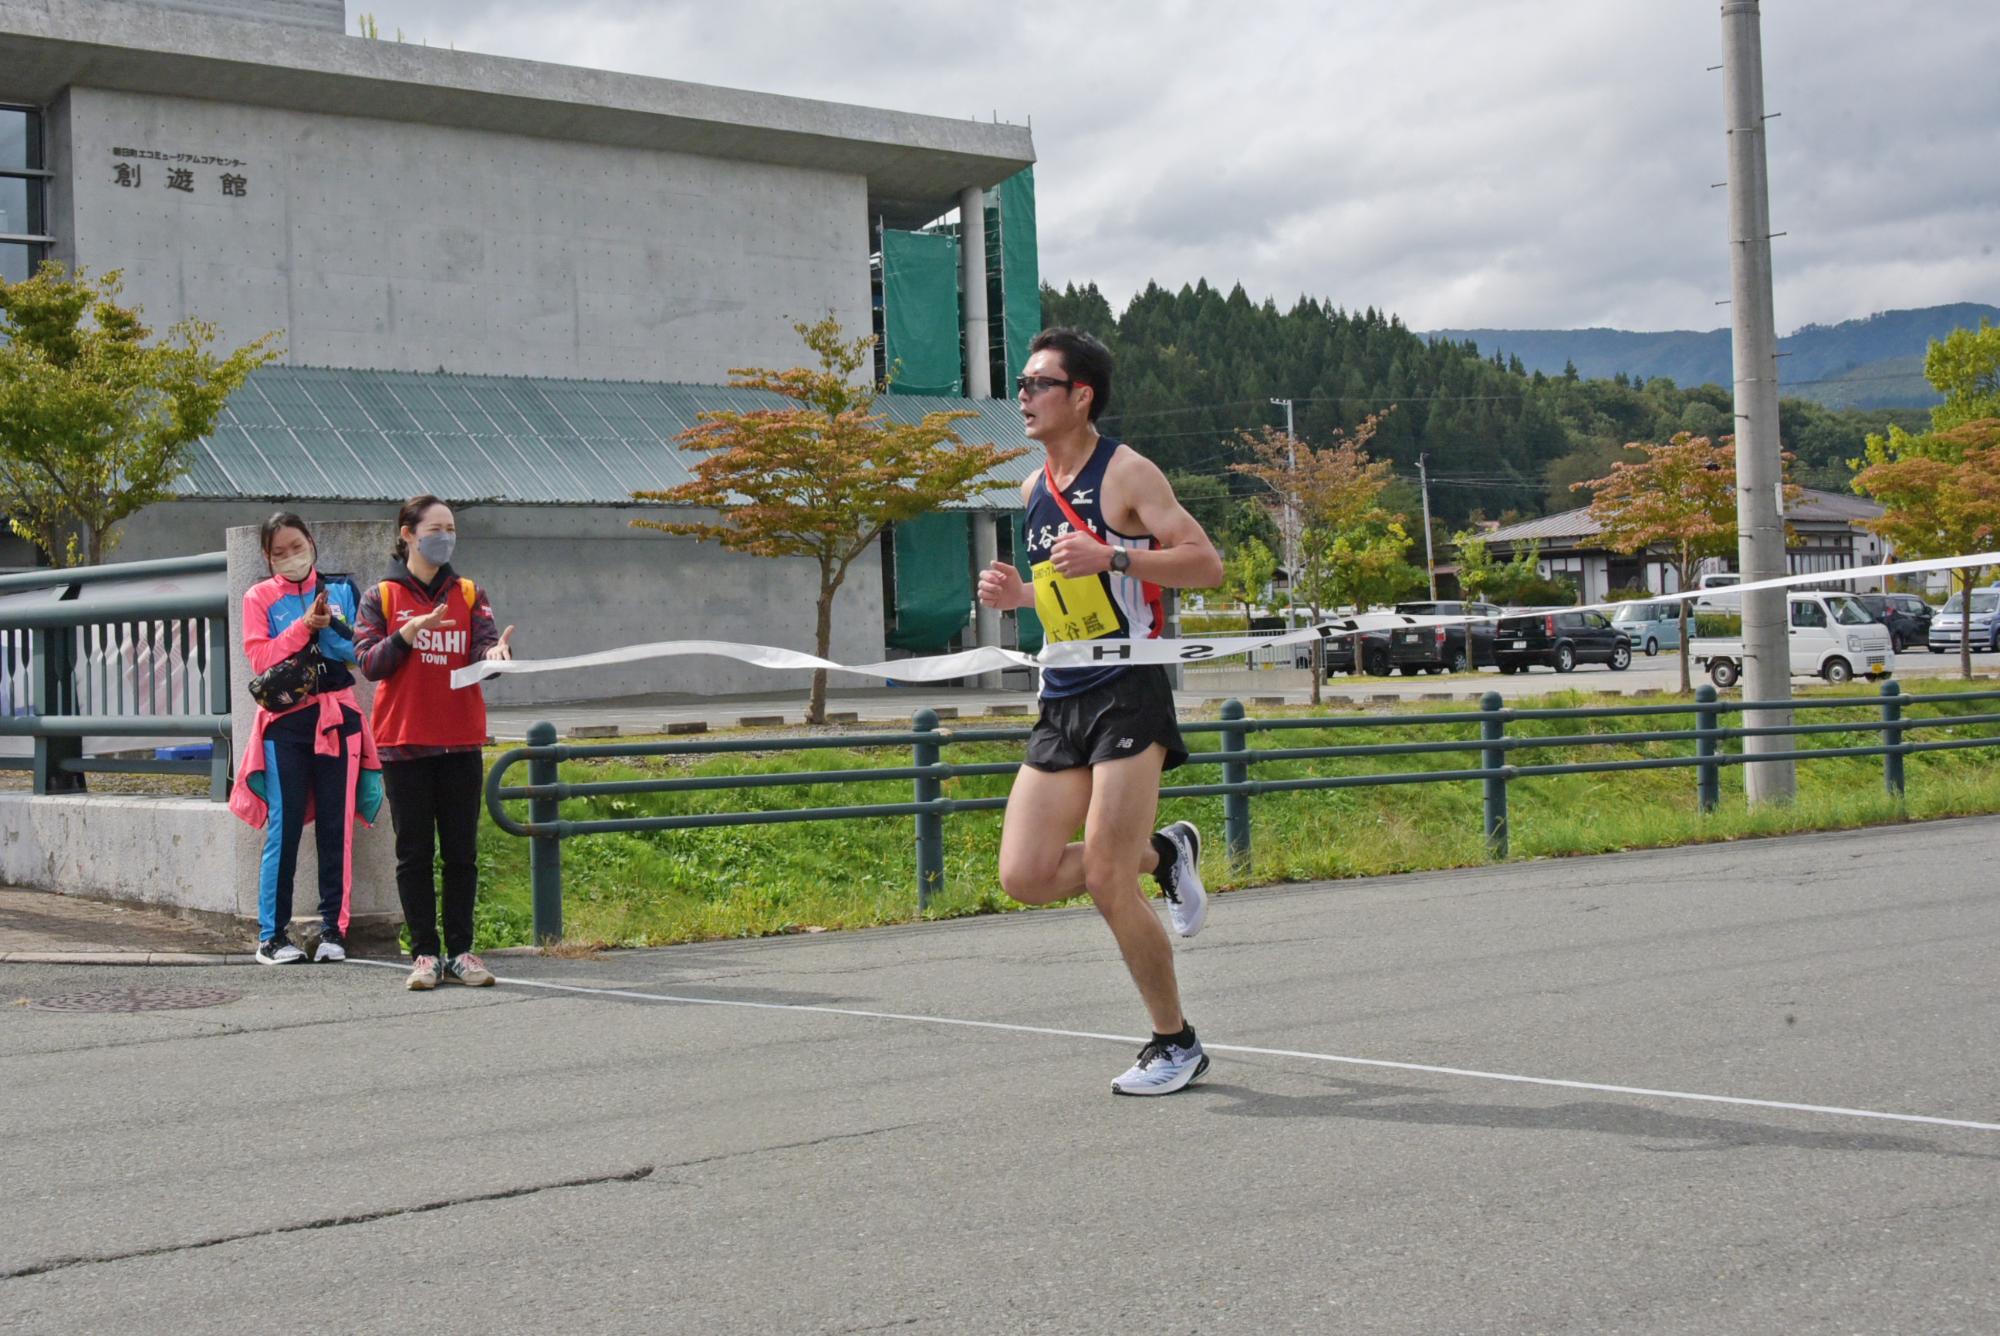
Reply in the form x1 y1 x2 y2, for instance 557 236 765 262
0 0 1043 702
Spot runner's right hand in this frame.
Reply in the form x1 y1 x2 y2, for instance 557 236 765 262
977 560 1026 610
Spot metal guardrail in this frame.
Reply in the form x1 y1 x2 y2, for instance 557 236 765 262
0 554 232 797
484 682 2000 943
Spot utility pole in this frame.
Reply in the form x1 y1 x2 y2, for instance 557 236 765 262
1270 397 1297 627
1721 0 1795 803
1418 452 1437 599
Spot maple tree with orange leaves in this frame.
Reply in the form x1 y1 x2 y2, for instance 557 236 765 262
633 317 1028 723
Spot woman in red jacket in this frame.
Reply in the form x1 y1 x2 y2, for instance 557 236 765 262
355 495 514 991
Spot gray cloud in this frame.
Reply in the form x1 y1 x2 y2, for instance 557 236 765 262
370 0 2000 333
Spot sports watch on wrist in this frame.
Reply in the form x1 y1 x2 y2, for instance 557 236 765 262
1109 545 1131 573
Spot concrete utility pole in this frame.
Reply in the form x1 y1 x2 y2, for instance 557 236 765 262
1418 452 1437 599
1720 0 1794 803
1270 397 1297 626
958 185 991 398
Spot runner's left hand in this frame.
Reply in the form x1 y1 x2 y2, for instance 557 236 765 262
1050 531 1111 578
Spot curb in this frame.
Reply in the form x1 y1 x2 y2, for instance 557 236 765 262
0 951 258 966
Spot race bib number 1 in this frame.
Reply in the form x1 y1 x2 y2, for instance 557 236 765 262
1032 560 1119 642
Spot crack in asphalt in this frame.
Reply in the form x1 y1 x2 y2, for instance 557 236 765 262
0 1165 656 1281
661 1121 930 1173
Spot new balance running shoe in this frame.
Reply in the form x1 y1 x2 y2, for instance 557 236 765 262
405 955 440 991
1154 820 1208 938
443 952 495 987
1111 1036 1210 1096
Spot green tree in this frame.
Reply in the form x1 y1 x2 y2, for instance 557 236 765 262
1924 321 2000 431
1453 529 1496 600
1231 412 1408 702
1211 535 1276 621
1574 432 1742 694
0 263 279 567
1854 418 2000 680
632 316 1028 723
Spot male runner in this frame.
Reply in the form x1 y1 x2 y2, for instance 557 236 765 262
977 327 1225 1096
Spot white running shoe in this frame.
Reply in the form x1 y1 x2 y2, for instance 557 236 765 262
1156 820 1208 938
1111 1037 1210 1096
313 935 347 963
255 938 305 965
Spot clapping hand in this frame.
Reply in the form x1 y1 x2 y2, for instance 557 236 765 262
400 603 450 645
304 591 332 631
486 625 516 662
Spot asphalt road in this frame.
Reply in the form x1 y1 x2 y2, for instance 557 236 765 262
3 819 1997 1334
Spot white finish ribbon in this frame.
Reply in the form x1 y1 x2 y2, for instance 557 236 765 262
453 550 2000 690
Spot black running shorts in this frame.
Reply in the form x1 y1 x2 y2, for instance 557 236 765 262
1025 665 1188 773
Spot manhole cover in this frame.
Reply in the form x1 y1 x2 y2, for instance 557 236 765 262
27 985 242 1014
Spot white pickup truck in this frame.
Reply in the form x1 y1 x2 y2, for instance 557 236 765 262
1688 591 1894 688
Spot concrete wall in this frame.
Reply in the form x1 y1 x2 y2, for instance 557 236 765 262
0 793 239 917
116 500 890 705
114 0 344 31
58 86 872 380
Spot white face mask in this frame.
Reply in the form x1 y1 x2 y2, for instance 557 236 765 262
272 550 314 583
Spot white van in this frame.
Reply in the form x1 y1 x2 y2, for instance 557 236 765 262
1688 591 1894 687
1693 572 1742 612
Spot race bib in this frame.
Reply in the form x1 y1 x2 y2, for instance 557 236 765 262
1032 560 1119 642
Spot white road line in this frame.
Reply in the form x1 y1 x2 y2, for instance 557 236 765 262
348 959 2000 1134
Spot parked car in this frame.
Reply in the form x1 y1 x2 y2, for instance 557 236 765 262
1386 600 1504 674
1693 572 1743 611
1609 599 1685 656
1926 587 2000 654
1853 592 1933 653
1689 591 1893 687
1492 608 1631 673
1289 620 1394 676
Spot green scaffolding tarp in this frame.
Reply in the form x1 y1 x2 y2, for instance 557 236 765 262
1011 511 1043 654
887 512 972 651
881 229 961 396
995 168 1041 385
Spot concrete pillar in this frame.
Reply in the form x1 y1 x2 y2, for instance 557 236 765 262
228 520 401 948
1721 0 1795 802
971 512 1003 688
959 185 992 398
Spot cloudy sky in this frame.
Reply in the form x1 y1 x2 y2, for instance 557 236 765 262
378 0 1998 335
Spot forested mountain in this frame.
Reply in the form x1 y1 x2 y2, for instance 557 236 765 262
1427 303 1997 410
1041 280 1934 530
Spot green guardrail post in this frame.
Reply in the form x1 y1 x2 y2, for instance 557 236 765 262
30 627 83 795
527 721 563 944
1220 697 1251 869
1695 684 1721 814
1880 679 1905 800
1481 691 1508 858
913 709 944 911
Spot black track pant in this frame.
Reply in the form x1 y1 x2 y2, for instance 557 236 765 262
382 751 484 959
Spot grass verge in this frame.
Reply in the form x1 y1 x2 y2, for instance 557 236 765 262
472 680 2000 950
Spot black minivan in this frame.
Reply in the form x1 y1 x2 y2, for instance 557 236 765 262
1492 608 1631 674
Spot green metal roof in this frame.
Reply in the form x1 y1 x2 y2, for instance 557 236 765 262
182 366 1038 509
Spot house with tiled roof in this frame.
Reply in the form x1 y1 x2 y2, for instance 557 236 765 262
1467 489 1893 603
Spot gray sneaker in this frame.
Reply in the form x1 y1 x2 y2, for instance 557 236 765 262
405 955 440 990
443 952 495 987
313 934 347 963
1156 821 1208 938
256 938 305 965
1111 1036 1210 1096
